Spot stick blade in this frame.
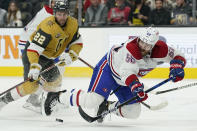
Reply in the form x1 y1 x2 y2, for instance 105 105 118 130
78 106 100 123
150 100 168 110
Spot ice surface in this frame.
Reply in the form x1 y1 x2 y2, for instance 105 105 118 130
0 77 197 131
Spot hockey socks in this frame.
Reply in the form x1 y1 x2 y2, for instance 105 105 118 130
59 89 82 107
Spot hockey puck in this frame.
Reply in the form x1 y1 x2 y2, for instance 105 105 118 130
56 118 64 123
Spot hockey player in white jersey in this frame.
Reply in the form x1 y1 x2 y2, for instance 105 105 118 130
42 27 186 122
18 0 70 113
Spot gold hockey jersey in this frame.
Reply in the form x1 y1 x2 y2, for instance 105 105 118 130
27 15 83 64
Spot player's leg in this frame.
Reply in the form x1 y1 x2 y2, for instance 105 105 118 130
43 54 117 116
66 54 117 109
0 80 39 111
23 53 62 113
1 42 39 107
22 42 43 111
109 86 141 119
0 56 62 112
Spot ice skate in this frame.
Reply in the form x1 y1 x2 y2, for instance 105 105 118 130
23 94 42 114
42 90 67 116
97 100 115 123
0 92 14 111
0 97 7 111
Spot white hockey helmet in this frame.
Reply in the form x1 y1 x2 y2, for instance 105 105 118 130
139 27 159 47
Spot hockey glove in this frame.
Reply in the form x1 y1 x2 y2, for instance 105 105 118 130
58 52 73 66
169 59 185 82
28 63 41 81
130 81 148 102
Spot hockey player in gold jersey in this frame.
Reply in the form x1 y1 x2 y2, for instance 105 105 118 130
0 1 83 111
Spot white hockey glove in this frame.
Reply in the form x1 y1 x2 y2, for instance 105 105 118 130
59 52 73 66
28 63 42 81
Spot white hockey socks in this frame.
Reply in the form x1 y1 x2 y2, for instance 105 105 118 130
59 89 82 107
59 89 104 109
109 101 141 119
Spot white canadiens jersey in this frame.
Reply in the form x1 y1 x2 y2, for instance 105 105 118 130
18 6 53 50
107 38 185 86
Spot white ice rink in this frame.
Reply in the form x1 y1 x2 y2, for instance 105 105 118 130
0 77 197 131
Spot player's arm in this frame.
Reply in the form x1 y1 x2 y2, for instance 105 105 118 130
152 40 186 65
58 27 83 66
166 43 186 82
27 28 51 80
66 28 83 61
27 28 51 64
152 41 186 82
119 45 147 102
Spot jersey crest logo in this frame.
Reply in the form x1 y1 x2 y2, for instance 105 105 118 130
55 33 61 38
102 88 108 93
47 20 55 27
138 68 153 77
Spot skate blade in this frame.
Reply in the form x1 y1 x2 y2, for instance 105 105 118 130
23 103 41 114
41 91 48 116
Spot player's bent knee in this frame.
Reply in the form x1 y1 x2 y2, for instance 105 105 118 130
121 103 141 119
41 75 62 92
81 92 104 109
17 81 39 96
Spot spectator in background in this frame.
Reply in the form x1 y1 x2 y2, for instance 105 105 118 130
126 0 135 9
107 0 131 25
128 0 150 26
162 0 176 11
146 0 176 11
105 0 116 10
105 0 134 12
149 0 171 25
145 0 155 10
84 0 92 12
0 7 7 27
73 0 86 23
171 0 193 25
0 0 12 10
84 0 108 26
6 0 23 27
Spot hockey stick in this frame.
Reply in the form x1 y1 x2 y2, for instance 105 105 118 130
78 77 173 123
141 100 168 110
110 86 168 111
78 57 94 69
0 60 63 97
155 82 197 95
77 57 167 111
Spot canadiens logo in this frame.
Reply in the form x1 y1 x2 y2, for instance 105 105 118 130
55 33 61 38
138 68 153 77
102 88 108 93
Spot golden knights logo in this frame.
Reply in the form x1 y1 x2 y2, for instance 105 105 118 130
55 33 61 38
47 20 55 27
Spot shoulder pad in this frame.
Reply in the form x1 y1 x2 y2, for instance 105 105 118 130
44 5 53 15
151 40 168 58
67 16 78 28
126 38 142 60
39 16 56 33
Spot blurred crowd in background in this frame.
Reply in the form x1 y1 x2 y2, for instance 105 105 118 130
0 0 196 27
